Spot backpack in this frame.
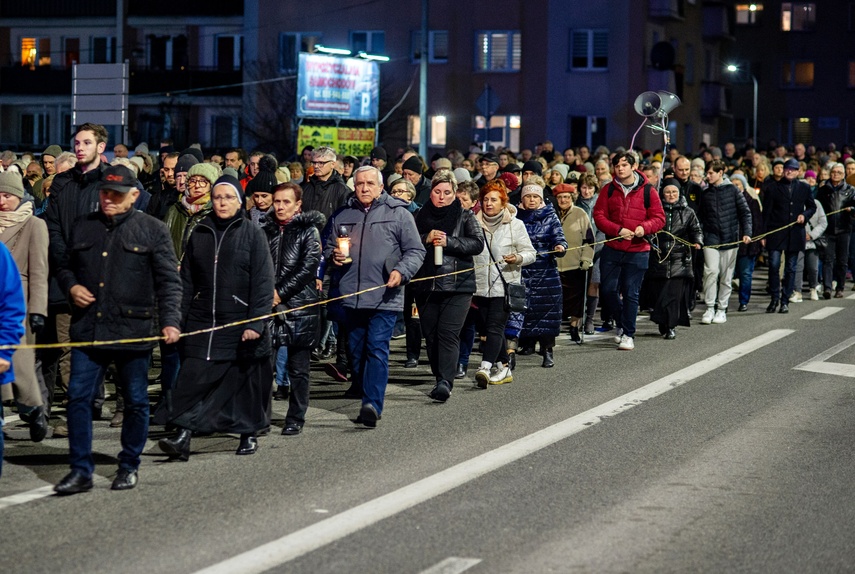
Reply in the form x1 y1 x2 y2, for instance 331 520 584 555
607 182 653 209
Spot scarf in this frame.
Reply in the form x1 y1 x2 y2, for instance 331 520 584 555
277 209 301 229
415 198 462 236
0 201 33 235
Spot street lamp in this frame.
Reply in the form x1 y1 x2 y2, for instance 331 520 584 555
726 64 758 147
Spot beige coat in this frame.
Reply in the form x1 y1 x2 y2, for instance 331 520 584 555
0 213 48 407
556 206 595 272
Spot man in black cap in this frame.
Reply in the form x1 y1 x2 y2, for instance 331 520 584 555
762 158 816 314
53 165 182 494
477 152 501 186
511 159 553 206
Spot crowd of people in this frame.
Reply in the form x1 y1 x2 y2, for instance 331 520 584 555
1 127 854 492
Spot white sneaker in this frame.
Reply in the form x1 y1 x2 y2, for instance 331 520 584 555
810 286 820 301
488 364 513 385
701 308 715 324
612 327 624 343
712 310 727 324
617 334 634 350
790 292 803 303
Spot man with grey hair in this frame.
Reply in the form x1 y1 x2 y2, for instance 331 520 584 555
54 152 77 174
816 162 855 298
301 146 351 221
323 165 425 427
1 150 17 169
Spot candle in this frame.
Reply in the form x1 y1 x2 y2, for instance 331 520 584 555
434 245 443 266
338 236 352 263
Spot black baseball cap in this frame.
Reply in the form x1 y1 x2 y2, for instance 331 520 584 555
100 165 138 193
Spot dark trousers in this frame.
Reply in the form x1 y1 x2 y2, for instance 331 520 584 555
458 307 479 367
67 349 151 476
415 292 472 385
599 247 649 338
768 249 799 303
281 345 311 426
474 296 509 366
823 233 850 291
735 255 757 305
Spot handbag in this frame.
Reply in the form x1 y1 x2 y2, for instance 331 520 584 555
486 245 527 312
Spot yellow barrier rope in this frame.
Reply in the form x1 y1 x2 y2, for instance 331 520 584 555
7 206 847 352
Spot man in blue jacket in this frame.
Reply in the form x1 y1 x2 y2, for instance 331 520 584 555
325 166 425 427
0 241 26 478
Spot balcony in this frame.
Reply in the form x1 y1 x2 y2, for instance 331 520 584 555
700 81 732 118
649 0 685 20
0 66 72 95
129 67 242 97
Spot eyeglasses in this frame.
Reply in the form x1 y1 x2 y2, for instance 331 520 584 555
311 160 333 166
187 178 210 187
391 189 409 197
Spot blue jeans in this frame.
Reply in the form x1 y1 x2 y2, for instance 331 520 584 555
67 349 151 477
599 247 649 338
347 309 397 416
275 345 291 387
768 250 799 303
735 255 757 305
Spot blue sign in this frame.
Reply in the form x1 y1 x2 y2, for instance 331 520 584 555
297 53 380 122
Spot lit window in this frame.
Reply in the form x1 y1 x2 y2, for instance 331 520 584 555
407 115 449 147
475 31 521 72
781 61 814 88
21 37 51 69
736 3 763 25
782 3 816 31
570 30 608 71
472 115 520 151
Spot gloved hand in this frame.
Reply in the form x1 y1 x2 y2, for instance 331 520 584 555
29 313 46 335
580 259 593 271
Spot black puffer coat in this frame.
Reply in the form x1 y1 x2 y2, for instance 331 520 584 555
179 213 274 361
412 208 484 294
262 210 325 348
696 181 752 249
649 196 704 280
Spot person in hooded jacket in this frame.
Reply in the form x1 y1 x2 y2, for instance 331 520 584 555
648 179 703 339
156 174 274 459
262 182 323 435
515 183 568 367
412 170 484 402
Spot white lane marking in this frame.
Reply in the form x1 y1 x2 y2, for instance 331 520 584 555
192 329 795 574
418 557 482 574
847 293 855 300
802 307 845 320
0 477 110 510
793 335 855 379
4 414 21 423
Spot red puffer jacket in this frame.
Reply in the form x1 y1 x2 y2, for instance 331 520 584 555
593 171 665 253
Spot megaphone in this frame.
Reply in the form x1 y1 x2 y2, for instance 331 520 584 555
633 91 681 118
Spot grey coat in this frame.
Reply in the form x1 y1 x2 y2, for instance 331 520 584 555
323 192 426 312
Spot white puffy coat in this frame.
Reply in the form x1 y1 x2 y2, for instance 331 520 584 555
473 204 537 298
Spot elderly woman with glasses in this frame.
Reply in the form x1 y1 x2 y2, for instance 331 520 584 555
163 163 217 261
156 174 274 460
389 178 419 214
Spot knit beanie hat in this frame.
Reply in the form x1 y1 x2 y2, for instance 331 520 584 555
0 171 25 198
181 147 204 163
522 160 543 176
245 155 279 195
176 153 200 174
453 167 472 183
187 162 219 186
213 174 244 205
498 171 519 191
42 144 62 159
435 158 452 170
520 183 544 201
552 163 570 180
730 174 749 190
402 156 423 174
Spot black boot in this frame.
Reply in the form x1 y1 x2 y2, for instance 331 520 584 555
766 299 779 313
541 348 555 368
518 345 535 356
158 428 191 461
236 433 258 455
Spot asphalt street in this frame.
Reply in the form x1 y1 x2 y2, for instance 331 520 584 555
2 288 855 573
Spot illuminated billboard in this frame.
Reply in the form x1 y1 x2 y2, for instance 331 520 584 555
296 53 380 122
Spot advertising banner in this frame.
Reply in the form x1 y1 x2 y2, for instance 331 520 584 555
296 53 380 121
298 125 376 157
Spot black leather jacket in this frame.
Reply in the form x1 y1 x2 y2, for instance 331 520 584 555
816 181 855 235
262 211 325 348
